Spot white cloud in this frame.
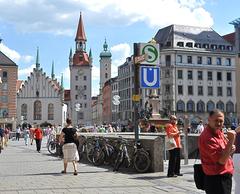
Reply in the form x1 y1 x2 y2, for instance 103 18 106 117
0 43 34 65
18 64 35 77
92 65 100 81
110 43 131 77
0 43 21 62
0 0 213 35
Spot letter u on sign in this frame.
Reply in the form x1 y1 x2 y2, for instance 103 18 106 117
140 66 160 88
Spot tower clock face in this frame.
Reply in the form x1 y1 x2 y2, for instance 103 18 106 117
78 69 84 76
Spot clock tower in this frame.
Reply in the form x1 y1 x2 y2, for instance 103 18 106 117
69 12 92 127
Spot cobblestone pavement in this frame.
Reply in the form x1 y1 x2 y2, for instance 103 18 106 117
0 138 233 194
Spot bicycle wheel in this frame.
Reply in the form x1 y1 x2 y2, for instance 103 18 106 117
85 142 94 163
92 149 105 166
47 141 57 155
133 150 151 173
113 151 124 171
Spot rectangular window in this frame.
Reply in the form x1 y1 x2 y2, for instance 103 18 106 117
208 86 213 96
197 56 202 64
178 85 183 95
1 83 8 90
84 103 87 108
166 55 171 66
217 72 222 81
177 55 182 63
225 58 231 66
84 95 87 100
227 87 232 96
207 71 212 81
198 71 203 80
198 86 203 95
207 57 212 65
0 108 8 118
165 70 170 78
78 112 84 119
217 87 223 96
188 70 193 80
75 85 78 90
188 86 193 95
75 95 78 100
84 76 87 81
75 76 78 81
187 56 192 64
217 57 222 65
177 70 183 79
84 85 87 90
227 72 232 81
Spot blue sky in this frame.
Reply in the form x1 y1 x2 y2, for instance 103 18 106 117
0 0 239 96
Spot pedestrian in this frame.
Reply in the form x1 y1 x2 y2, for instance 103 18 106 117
4 127 9 147
165 115 183 177
29 126 35 145
0 125 4 149
233 126 240 194
59 118 79 175
196 120 204 133
23 127 30 146
199 109 236 194
34 125 43 152
16 125 21 141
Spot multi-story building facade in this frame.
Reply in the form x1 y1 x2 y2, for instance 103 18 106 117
0 50 18 130
111 76 119 124
69 13 92 126
17 50 67 127
154 24 236 126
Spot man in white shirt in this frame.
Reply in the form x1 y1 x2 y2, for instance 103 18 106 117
196 120 204 133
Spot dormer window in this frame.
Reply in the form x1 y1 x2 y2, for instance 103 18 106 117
177 42 184 47
227 46 233 51
211 44 217 50
203 44 209 49
219 45 225 50
166 41 171 46
186 42 193 47
194 43 201 48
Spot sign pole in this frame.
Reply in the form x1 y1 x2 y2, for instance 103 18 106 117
133 43 140 143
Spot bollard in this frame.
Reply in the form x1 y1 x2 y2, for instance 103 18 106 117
183 116 189 165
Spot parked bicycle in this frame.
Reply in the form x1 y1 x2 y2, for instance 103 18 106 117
47 135 58 155
113 136 151 173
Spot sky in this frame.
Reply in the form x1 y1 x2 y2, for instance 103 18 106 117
0 0 239 96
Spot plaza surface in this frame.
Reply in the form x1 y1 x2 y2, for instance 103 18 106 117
0 138 230 194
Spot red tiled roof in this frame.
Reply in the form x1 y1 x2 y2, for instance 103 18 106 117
73 52 90 66
223 32 235 45
64 89 71 101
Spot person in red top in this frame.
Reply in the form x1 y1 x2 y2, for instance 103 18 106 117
165 115 182 177
199 109 236 194
34 125 43 153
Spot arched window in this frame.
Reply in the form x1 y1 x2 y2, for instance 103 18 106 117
21 104 27 120
226 101 234 113
34 100 41 120
176 100 185 112
197 100 205 113
48 103 54 120
216 101 224 111
207 101 215 112
187 100 195 112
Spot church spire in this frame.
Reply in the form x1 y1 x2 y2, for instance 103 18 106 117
36 47 40 69
69 48 72 59
51 61 55 79
75 12 87 42
75 12 87 52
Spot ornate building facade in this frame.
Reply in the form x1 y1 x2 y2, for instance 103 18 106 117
17 49 67 126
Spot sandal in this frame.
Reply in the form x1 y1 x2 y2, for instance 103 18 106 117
61 170 66 174
74 171 78 175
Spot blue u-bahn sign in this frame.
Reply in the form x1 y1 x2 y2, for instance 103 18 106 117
140 66 160 88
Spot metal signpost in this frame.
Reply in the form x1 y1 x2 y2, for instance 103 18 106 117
133 42 159 143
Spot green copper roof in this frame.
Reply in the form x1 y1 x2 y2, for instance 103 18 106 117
100 38 112 58
89 48 92 58
69 48 72 58
36 47 40 69
61 73 64 89
51 61 55 79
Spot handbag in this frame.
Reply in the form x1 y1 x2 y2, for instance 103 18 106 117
165 136 177 150
193 149 205 190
